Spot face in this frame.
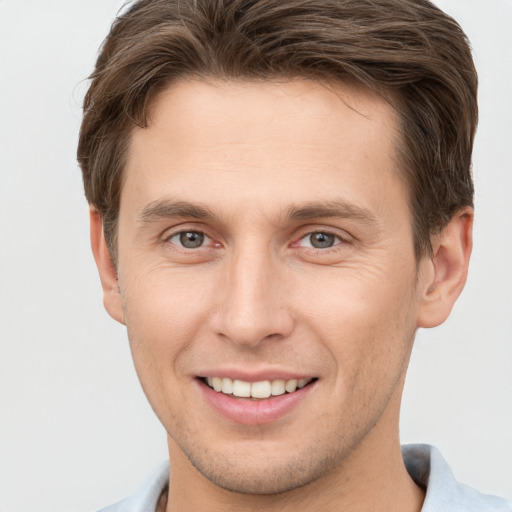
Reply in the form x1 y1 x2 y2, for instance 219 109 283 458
108 79 433 494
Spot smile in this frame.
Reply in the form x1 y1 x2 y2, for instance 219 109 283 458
204 377 314 399
198 375 318 424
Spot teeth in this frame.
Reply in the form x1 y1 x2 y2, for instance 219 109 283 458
297 378 308 389
221 377 233 394
251 380 272 399
212 377 222 392
233 379 251 397
285 379 297 393
271 379 286 396
206 377 312 398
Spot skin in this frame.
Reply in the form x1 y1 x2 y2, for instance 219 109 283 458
91 78 473 512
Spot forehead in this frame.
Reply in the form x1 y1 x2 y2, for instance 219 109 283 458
141 78 399 157
122 78 407 224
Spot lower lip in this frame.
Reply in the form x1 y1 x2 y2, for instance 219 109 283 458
198 380 316 425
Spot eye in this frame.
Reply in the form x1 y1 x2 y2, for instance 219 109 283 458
169 230 210 249
298 231 341 249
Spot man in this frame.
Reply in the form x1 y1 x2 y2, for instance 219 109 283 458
77 0 512 510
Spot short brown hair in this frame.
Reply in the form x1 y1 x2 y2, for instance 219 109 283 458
77 0 478 261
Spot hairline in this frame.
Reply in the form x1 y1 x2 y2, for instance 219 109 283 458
102 73 429 267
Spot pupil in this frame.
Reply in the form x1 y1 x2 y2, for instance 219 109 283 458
310 232 334 248
180 231 204 248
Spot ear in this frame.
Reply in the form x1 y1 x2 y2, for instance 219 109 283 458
89 209 125 325
417 207 473 328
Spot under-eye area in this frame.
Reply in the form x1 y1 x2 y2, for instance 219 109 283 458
200 377 318 399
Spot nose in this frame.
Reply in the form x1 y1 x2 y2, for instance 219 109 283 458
211 247 294 348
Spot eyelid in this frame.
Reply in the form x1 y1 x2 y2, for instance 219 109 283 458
160 223 352 250
293 226 352 247
162 224 218 248
170 231 212 248
296 232 342 249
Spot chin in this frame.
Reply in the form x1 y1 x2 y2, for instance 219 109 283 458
194 460 327 495
182 439 344 495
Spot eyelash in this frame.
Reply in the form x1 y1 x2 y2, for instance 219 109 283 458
295 230 345 250
166 230 215 249
164 228 348 252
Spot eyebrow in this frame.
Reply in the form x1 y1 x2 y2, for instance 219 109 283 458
285 200 378 225
137 200 216 224
137 198 379 226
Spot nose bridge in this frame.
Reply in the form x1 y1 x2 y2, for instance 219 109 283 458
214 239 292 346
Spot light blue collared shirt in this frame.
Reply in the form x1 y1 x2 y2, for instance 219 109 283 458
98 444 512 511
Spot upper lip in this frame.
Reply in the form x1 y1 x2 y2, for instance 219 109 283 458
196 368 315 382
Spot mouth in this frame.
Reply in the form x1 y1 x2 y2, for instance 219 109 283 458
200 376 317 399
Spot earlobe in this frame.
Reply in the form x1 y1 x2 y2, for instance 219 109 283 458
89 209 125 325
417 207 473 328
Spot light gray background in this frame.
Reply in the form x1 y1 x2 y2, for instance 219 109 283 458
0 1 511 511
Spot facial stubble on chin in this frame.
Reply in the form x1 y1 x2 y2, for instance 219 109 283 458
165 340 414 497
166 396 394 498
176 430 349 496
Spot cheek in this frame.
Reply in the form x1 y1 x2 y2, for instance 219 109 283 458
297 267 418 384
119 274 211 429
120 268 214 384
